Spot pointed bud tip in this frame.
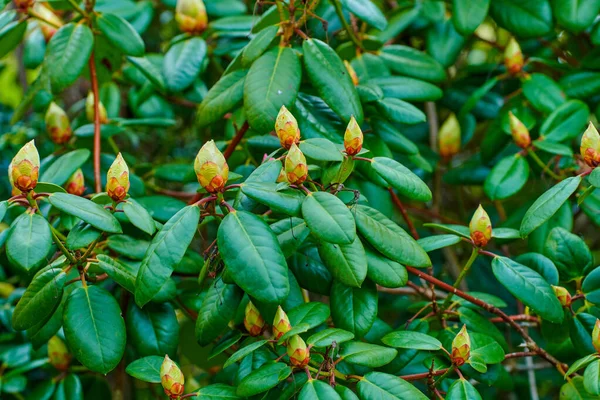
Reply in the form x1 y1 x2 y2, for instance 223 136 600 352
275 106 300 149
195 140 229 193
469 204 492 247
285 143 308 185
344 116 363 156
438 113 461 158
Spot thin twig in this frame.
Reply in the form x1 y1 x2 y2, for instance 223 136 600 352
89 53 102 193
389 188 419 239
223 121 249 160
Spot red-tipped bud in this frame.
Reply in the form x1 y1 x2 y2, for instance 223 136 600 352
175 0 207 34
552 286 572 307
593 319 600 353
45 102 72 144
275 106 300 149
10 140 40 192
160 355 185 399
48 336 71 371
504 38 524 75
272 306 291 340
194 140 229 193
508 112 531 149
85 92 108 124
106 153 130 202
244 301 265 337
438 113 461 158
344 60 359 86
286 335 310 368
469 204 492 247
285 143 308 185
344 116 363 156
451 325 471 366
65 168 85 196
581 122 600 168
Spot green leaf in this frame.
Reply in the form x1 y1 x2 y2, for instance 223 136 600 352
40 149 90 186
27 289 66 349
224 340 269 369
288 302 330 328
241 25 278 66
520 176 581 237
244 46 301 133
66 223 101 250
127 56 166 91
515 253 559 286
570 313 597 356
368 76 442 102
122 199 156 235
127 303 179 357
303 38 363 124
299 379 342 400
299 138 344 162
236 362 291 397
307 328 354 347
135 205 200 307
534 139 573 157
423 223 470 238
318 237 367 288
584 359 600 395
330 280 378 339
53 373 82 400
11 266 66 330
197 69 247 126
426 18 466 68
46 23 94 92
375 98 426 125
163 37 206 92
302 191 356 245
560 376 600 400
209 330 243 360
0 200 6 222
0 20 26 58
197 384 241 399
240 182 304 216
452 0 490 35
491 256 563 323
63 286 126 374
195 279 242 346
522 73 566 114
583 267 600 304
470 332 505 364
126 356 163 383
6 212 52 272
380 45 446 82
552 0 600 33
560 72 600 99
217 210 289 303
354 205 431 267
49 193 122 233
484 155 529 200
234 160 282 210
371 157 432 202
365 248 408 288
97 255 137 293
340 0 387 30
97 13 144 56
540 100 590 142
446 378 482 400
381 331 442 350
357 372 428 399
566 354 599 377
544 227 593 280
339 341 397 367
489 0 552 38
417 234 461 252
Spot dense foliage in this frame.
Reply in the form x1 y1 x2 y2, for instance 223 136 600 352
4 0 600 399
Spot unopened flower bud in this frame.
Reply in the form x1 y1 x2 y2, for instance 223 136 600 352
276 166 287 183
160 355 185 399
285 143 308 185
344 116 363 156
106 153 130 202
45 102 72 144
504 37 524 75
344 60 359 86
552 286 571 307
65 168 85 196
10 140 40 192
438 113 461 158
287 335 310 368
13 0 34 12
8 161 20 196
48 336 71 371
34 4 63 42
194 140 229 193
451 325 471 366
275 106 300 149
508 111 530 149
469 204 492 247
581 122 600 168
85 92 108 124
244 301 265 337
593 319 600 353
175 0 208 34
272 306 291 340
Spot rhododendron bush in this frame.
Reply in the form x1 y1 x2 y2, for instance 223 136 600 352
2 0 600 399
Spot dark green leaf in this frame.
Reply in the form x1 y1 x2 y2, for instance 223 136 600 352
484 155 529 200
46 24 94 92
49 193 122 233
195 279 242 346
97 13 144 56
163 37 206 92
302 191 356 245
6 212 52 272
357 371 428 399
126 356 163 383
330 280 378 339
371 157 432 202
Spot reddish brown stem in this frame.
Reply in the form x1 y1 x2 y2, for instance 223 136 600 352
489 315 538 323
223 121 249 160
389 188 419 239
401 368 448 382
89 52 102 193
505 351 537 359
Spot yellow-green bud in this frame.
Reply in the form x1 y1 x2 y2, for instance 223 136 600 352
7 161 20 196
160 355 185 399
504 37 524 75
244 301 265 337
106 153 130 202
194 140 229 193
593 319 600 353
48 336 71 371
34 4 63 42
85 92 108 124
175 0 208 34
581 122 600 168
285 143 308 185
275 105 300 149
272 306 291 340
10 140 40 192
276 166 288 183
65 168 85 196
344 116 363 156
451 325 471 366
508 111 530 149
45 102 72 145
469 204 492 247
286 335 310 368
343 60 359 86
438 113 461 158
552 286 571 307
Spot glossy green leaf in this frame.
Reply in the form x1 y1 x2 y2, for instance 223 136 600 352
299 379 342 400
241 25 278 66
195 279 242 346
288 302 330 328
318 237 367 288
452 0 490 35
197 384 241 399
6 212 52 272
368 76 442 102
371 157 432 202
357 372 428 399
544 227 592 280
375 98 426 125
340 0 387 30
48 193 122 233
126 356 163 383
417 234 462 252
236 362 291 397
163 37 206 92
241 182 304 216
127 303 179 357
66 223 101 250
514 252 559 285
446 378 482 400
540 100 590 142
380 45 446 82
382 330 442 350
339 341 397 367
307 328 354 347
365 248 407 288
40 149 90 186
46 23 94 92
533 139 573 157
489 0 552 38
522 73 566 113
122 199 156 235
484 154 529 200
583 267 600 304
584 359 600 395
97 13 144 56
566 354 600 377
223 340 269 369
553 0 600 32
330 280 378 339
299 138 344 162
426 18 466 68
197 69 247 126
0 20 26 59
560 376 599 400
302 191 356 245
53 373 83 400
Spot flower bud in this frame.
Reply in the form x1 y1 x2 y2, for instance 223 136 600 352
451 325 471 366
593 319 600 353
34 4 63 42
7 161 20 196
552 285 572 307
244 301 265 337
13 0 34 12
287 335 310 368
65 168 85 196
275 106 300 149
508 111 530 149
285 143 308 185
45 102 72 144
175 0 208 34
438 113 461 158
160 355 185 399
106 153 130 202
469 204 492 247
344 60 359 86
344 116 363 156
10 140 40 192
85 92 108 124
276 166 287 183
580 122 600 168
504 37 524 75
194 140 229 193
272 306 291 340
48 336 71 371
